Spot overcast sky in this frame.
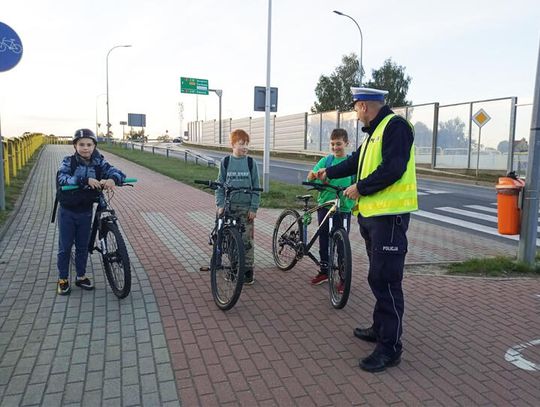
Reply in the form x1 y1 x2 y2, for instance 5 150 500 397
1 0 539 139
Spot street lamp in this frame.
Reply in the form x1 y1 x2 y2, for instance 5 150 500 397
95 93 106 138
106 44 131 139
333 10 363 85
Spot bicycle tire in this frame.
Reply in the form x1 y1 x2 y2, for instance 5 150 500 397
272 209 302 271
100 221 131 299
211 227 245 311
328 228 352 309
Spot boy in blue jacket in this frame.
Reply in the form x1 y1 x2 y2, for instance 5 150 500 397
56 129 126 295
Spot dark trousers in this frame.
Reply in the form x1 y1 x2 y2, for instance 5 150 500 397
358 213 410 356
317 208 351 273
57 206 93 279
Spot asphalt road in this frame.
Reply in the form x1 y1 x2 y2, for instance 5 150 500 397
146 143 534 246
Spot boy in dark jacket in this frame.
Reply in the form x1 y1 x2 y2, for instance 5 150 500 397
56 129 126 295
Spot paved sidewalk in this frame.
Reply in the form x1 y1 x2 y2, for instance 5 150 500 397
0 145 538 406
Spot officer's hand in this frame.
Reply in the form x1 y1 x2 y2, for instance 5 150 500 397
344 184 360 199
248 211 256 221
217 207 224 215
315 168 327 181
87 178 102 190
100 179 116 191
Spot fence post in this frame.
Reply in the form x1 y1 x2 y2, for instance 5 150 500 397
9 139 16 177
507 96 518 173
185 151 187 162
431 103 439 169
166 148 169 158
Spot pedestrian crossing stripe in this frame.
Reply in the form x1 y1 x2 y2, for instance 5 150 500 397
413 210 540 246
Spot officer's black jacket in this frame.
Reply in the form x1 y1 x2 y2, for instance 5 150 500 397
326 105 414 196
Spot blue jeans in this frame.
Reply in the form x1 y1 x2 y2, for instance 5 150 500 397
57 206 93 279
317 208 351 273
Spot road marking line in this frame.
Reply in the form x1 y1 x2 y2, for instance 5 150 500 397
505 339 540 371
413 210 540 246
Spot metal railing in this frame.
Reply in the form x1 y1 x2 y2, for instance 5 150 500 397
112 141 217 167
1 133 63 186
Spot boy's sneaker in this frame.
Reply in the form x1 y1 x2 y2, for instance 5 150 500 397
75 276 94 290
311 272 328 285
57 279 71 295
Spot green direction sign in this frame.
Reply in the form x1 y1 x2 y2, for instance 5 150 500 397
180 77 209 95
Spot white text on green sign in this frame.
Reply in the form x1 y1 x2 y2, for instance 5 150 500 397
180 77 209 95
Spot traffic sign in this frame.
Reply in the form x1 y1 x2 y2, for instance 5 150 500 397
254 86 278 112
472 108 491 128
180 77 209 95
0 21 23 72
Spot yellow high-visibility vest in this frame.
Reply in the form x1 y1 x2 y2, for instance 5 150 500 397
352 113 418 217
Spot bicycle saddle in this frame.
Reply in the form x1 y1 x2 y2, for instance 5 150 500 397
296 194 312 201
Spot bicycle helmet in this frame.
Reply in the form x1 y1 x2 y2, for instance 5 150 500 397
73 128 97 144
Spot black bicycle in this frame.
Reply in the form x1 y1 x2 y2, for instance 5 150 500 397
272 181 352 309
61 178 137 299
195 180 263 311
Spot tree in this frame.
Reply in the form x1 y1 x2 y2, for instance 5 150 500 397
312 55 412 112
437 118 468 150
312 53 361 113
412 121 432 147
364 58 412 107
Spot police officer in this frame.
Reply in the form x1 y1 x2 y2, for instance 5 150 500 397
315 87 417 372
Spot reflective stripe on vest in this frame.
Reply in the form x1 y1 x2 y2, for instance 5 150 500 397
352 113 418 217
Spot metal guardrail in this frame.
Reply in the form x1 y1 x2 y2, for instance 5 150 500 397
112 141 217 167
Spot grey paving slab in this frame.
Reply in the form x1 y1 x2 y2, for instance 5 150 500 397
0 145 180 406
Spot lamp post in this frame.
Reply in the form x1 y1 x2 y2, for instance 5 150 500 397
106 44 131 139
333 10 363 85
95 93 106 138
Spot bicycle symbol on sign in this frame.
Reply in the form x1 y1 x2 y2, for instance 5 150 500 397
0 37 22 54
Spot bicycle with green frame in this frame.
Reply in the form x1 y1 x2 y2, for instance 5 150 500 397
272 181 353 309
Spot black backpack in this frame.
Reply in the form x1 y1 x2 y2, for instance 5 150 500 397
223 156 254 186
51 155 102 223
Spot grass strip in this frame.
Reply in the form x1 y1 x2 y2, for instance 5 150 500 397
99 144 316 209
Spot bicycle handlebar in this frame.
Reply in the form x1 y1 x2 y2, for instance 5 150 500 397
61 178 138 191
194 180 263 193
302 181 345 192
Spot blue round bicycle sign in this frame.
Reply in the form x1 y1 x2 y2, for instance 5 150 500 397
0 22 23 72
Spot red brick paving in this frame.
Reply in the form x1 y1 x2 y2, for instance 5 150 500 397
106 151 539 406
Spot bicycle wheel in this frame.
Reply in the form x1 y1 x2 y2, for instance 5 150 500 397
100 221 131 299
272 209 302 271
328 228 352 309
211 227 245 311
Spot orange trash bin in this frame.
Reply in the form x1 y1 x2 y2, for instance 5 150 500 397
495 174 525 235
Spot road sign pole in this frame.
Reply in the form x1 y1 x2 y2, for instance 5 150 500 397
476 127 482 178
209 89 223 145
263 0 272 192
0 114 5 210
518 39 540 266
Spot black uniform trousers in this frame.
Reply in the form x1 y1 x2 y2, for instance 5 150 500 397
357 213 410 356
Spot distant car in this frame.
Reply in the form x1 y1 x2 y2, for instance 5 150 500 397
172 138 183 143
